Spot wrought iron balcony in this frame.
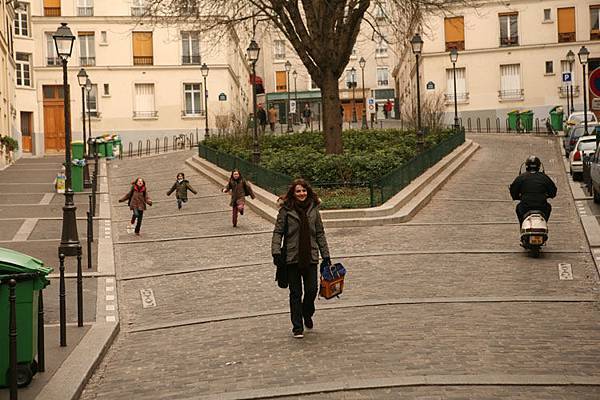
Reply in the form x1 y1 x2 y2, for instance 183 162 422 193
133 56 153 66
80 57 96 67
182 55 201 65
181 109 206 117
444 92 470 103
47 57 60 66
133 111 158 118
77 7 93 16
500 36 519 47
44 7 60 16
498 89 524 100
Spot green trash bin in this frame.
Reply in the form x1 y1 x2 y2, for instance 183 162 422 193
549 106 564 132
0 248 52 388
71 163 84 192
507 110 520 131
105 139 114 158
112 138 122 158
71 141 84 159
520 110 534 132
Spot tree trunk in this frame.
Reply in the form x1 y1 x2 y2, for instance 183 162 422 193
321 72 343 154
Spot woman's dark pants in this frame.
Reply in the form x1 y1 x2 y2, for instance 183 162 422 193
131 209 144 233
288 263 318 333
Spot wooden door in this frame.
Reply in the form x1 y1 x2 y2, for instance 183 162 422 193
20 112 32 152
42 85 65 152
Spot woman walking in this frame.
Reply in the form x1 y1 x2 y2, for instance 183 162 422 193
272 179 330 339
119 177 152 235
222 169 255 227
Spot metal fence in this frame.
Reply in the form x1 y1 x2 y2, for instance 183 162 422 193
461 116 553 134
120 131 199 159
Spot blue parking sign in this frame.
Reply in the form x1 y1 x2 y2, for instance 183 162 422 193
562 72 572 86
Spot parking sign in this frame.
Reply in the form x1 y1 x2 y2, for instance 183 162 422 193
562 72 572 87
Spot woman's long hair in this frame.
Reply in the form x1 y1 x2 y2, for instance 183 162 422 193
281 178 320 208
228 169 244 184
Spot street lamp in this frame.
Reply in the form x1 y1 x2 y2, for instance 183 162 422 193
77 68 88 154
566 49 575 114
579 46 592 147
53 23 80 259
410 33 424 132
285 60 293 132
292 70 298 124
449 48 459 132
247 39 260 163
359 57 368 129
200 63 209 139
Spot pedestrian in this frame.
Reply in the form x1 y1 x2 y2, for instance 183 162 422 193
268 105 278 132
384 99 393 119
302 104 312 129
54 165 66 194
222 169 256 227
257 103 267 134
119 177 152 236
166 172 197 210
271 178 331 339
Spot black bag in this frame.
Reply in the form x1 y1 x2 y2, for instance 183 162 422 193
275 212 289 289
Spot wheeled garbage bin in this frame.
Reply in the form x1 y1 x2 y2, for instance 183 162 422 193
549 106 564 132
71 141 84 160
508 110 520 132
0 248 52 388
520 110 534 132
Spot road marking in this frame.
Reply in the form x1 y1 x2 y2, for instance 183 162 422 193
106 316 116 322
558 263 573 280
106 277 114 284
39 193 55 205
140 288 157 308
106 286 114 292
106 305 115 311
106 295 115 301
12 218 38 242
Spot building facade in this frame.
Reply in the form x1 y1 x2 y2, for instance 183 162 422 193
1 0 16 168
395 0 600 126
14 0 251 156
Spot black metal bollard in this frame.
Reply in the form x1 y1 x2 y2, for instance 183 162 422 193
9 278 18 399
87 195 93 271
164 137 168 153
137 140 142 157
155 138 160 154
59 253 66 347
37 290 45 372
128 142 133 158
76 246 83 328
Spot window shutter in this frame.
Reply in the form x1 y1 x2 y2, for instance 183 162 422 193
133 32 153 57
44 0 60 7
135 84 155 112
444 17 464 43
275 71 287 91
558 8 575 33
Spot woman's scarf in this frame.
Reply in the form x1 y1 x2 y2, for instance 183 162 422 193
294 199 312 269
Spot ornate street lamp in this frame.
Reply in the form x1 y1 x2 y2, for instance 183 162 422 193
285 60 293 132
77 68 88 153
578 46 592 147
566 50 575 114
449 48 459 132
200 63 209 139
410 33 423 132
350 67 357 123
247 39 261 163
359 57 368 129
292 70 298 124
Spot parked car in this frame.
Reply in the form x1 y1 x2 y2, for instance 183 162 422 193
564 111 597 137
588 144 600 202
564 123 600 158
569 135 597 180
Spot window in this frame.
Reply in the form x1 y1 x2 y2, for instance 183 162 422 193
14 3 28 37
591 6 600 40
444 16 465 51
183 83 203 115
44 0 60 16
376 37 388 56
310 79 319 90
134 83 157 118
132 32 153 65
131 0 146 16
543 8 551 21
16 53 31 87
274 40 286 60
499 64 522 100
77 0 93 16
46 33 59 66
545 61 553 74
445 67 468 102
345 69 357 87
79 32 96 66
374 1 386 20
100 31 107 44
499 13 518 46
377 67 389 86
558 7 575 42
86 84 98 117
103 83 110 96
275 71 287 91
181 32 200 64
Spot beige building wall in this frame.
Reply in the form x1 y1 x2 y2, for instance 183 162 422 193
0 0 16 166
395 0 600 126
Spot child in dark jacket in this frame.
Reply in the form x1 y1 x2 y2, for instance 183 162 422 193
118 177 152 235
167 172 197 210
222 169 255 227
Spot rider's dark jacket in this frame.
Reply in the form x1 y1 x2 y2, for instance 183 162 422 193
509 171 557 207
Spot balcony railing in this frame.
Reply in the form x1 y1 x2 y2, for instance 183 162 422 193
133 111 158 118
77 7 93 16
182 55 201 65
131 6 146 16
445 41 465 51
181 110 205 117
558 32 576 43
592 30 600 41
377 80 389 86
558 85 580 98
47 57 60 66
444 92 470 103
274 53 286 60
82 111 101 118
133 56 153 65
276 85 287 91
44 7 60 16
500 35 519 47
80 57 96 66
498 89 524 101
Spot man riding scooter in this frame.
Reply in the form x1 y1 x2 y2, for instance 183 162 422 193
509 155 557 225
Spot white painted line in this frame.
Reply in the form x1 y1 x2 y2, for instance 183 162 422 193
140 288 157 308
106 286 114 292
106 316 116 322
106 295 115 301
106 277 115 284
558 263 573 280
39 193 55 205
12 218 38 242
106 305 115 311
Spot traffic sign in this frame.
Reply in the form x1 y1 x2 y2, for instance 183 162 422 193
290 100 296 114
367 98 375 114
590 68 600 97
426 81 435 90
562 71 572 87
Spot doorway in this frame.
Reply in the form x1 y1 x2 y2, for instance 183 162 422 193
20 111 33 153
42 85 65 152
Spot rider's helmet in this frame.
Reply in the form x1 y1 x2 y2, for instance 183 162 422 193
525 155 541 172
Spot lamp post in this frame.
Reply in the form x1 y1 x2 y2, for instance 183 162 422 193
77 68 88 154
200 63 209 139
285 60 293 132
53 23 80 259
411 33 424 132
359 57 368 129
292 70 297 124
350 67 357 123
566 50 575 114
247 39 261 163
85 78 92 151
449 48 459 132
579 46 592 147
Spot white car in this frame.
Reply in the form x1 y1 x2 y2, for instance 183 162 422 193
565 111 598 136
569 135 598 180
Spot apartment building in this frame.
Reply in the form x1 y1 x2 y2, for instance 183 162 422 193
1 0 16 168
257 2 398 123
14 0 251 156
394 0 600 124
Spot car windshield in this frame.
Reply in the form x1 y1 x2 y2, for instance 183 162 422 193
578 140 597 151
570 113 597 123
572 126 599 138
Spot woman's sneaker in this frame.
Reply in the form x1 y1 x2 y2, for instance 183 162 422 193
304 317 313 330
292 330 304 339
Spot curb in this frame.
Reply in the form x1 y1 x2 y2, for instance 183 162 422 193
185 140 480 227
34 158 120 400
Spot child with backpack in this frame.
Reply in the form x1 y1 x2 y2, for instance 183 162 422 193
166 172 197 210
119 177 152 235
222 169 255 227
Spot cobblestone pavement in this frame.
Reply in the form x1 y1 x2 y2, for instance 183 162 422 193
80 136 600 399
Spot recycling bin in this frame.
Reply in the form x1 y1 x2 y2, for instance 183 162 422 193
549 106 564 132
71 163 84 192
507 110 520 132
112 138 122 157
0 248 52 388
520 110 534 132
71 141 84 160
105 139 114 158
96 138 107 158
